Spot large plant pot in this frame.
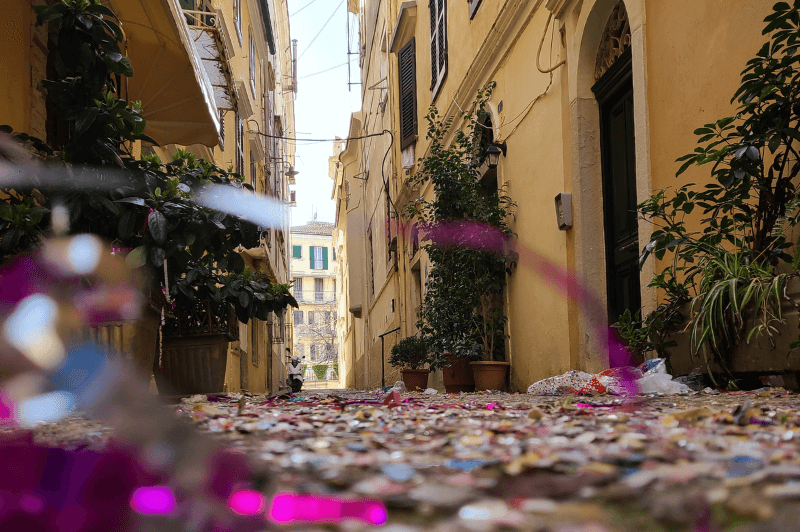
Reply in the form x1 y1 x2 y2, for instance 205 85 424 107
401 369 430 392
156 334 231 395
442 353 475 393
154 300 238 396
471 361 510 391
666 277 800 377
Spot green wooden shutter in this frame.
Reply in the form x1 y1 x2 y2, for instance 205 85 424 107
292 245 301 258
322 247 328 270
310 246 315 269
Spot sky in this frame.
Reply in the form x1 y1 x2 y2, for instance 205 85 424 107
287 0 362 226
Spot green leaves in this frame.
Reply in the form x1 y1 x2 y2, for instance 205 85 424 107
147 210 167 244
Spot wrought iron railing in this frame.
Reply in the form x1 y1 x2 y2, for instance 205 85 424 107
163 300 239 340
292 290 337 304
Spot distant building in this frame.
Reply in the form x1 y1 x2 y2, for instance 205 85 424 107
290 221 340 387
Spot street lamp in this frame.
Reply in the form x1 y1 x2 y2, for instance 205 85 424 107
286 165 299 185
485 141 507 169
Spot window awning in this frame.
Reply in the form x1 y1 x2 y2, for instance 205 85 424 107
109 0 220 147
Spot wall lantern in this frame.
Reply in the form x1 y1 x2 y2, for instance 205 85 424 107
485 141 507 169
554 192 573 230
286 166 299 178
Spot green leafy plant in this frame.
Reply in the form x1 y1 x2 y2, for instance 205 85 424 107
389 336 429 370
332 362 338 378
312 364 328 380
0 1 297 323
626 1 800 375
407 83 516 370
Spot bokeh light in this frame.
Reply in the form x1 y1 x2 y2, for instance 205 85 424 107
130 486 177 515
2 294 64 370
227 490 266 516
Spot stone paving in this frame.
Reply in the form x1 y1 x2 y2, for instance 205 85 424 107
6 388 800 531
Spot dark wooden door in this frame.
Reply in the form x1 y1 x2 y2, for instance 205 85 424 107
592 48 640 324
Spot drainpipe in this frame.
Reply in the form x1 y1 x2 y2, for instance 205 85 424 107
378 327 401 389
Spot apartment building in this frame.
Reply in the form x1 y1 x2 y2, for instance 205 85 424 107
290 221 340 387
336 0 776 391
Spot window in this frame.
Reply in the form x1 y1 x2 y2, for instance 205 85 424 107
235 112 244 176
469 0 483 19
429 0 447 96
310 345 317 362
293 278 302 300
249 33 257 97
233 0 242 44
315 278 324 302
307 311 314 325
310 246 328 270
292 245 302 258
219 110 225 148
293 310 303 324
368 225 374 295
398 38 418 149
249 150 256 186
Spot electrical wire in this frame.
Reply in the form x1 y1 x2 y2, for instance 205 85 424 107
290 0 321 17
252 130 390 143
536 11 566 74
298 0 344 60
299 57 358 80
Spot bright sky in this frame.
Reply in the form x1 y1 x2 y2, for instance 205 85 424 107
288 0 361 225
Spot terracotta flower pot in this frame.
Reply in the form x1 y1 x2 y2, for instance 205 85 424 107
471 361 510 391
442 353 475 393
400 368 430 392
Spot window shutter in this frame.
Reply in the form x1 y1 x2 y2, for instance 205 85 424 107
322 247 328 270
398 38 418 150
310 246 315 269
429 0 447 92
293 245 302 258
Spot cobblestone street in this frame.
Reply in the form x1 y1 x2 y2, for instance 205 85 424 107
7 388 800 531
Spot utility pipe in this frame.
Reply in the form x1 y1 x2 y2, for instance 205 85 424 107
378 327 401 389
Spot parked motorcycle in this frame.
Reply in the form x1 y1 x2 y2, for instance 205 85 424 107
286 350 304 393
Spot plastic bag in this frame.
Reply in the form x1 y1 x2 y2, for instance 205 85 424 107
526 370 607 396
637 372 691 394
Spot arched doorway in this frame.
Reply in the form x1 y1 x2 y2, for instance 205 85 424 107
591 1 639 323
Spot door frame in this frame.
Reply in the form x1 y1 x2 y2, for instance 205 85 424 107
591 47 641 323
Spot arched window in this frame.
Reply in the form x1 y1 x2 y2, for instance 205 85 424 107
595 1 631 81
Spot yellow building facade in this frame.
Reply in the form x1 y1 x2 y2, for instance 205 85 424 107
1 0 296 394
336 0 777 391
289 221 340 388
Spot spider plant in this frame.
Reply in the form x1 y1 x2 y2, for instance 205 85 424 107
690 251 793 382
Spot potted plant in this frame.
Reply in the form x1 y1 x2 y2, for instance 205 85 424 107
407 83 516 392
619 2 800 388
389 336 430 392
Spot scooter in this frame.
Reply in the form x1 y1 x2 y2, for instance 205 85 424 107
286 352 304 393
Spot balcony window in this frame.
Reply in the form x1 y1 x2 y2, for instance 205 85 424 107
293 310 303 324
315 278 324 302
234 0 242 44
310 246 327 270
249 33 257 97
293 278 302 300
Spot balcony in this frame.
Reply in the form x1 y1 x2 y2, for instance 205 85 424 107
107 0 221 146
181 1 236 115
291 290 336 304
